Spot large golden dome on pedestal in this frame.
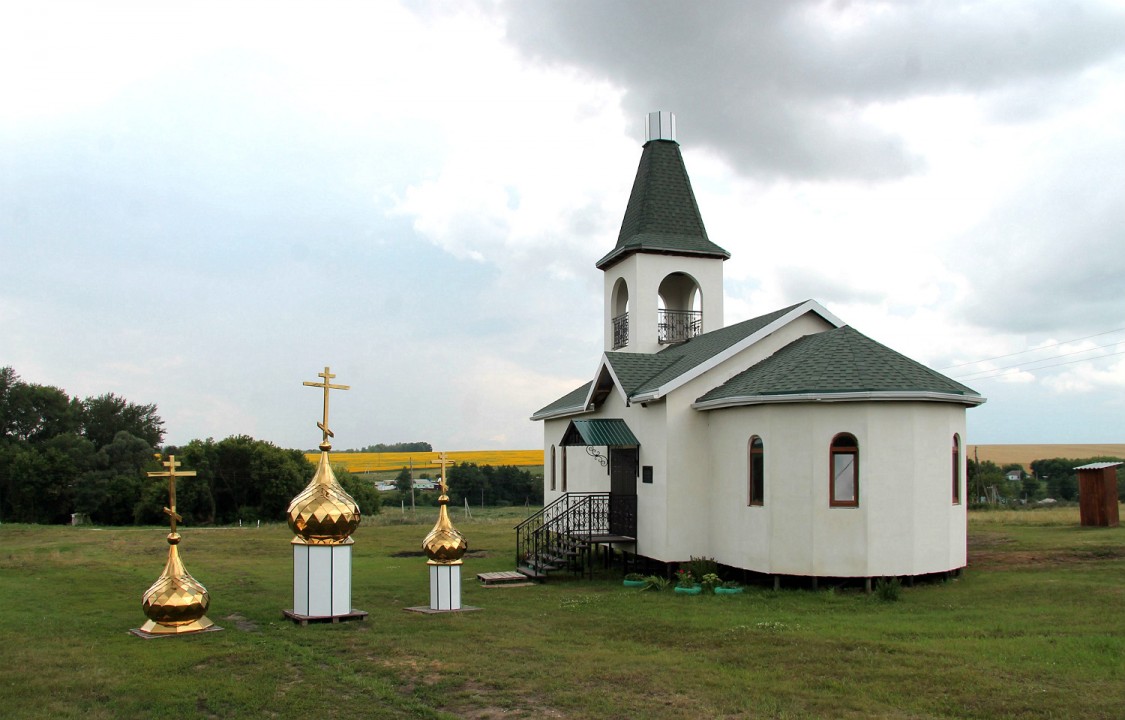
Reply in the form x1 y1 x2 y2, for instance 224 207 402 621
140 533 214 634
423 486 467 564
287 449 360 545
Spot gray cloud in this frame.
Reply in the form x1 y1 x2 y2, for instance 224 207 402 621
499 0 1125 181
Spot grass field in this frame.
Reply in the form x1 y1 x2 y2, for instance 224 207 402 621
1 506 1122 719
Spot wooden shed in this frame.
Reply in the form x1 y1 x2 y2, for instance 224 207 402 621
1074 461 1121 527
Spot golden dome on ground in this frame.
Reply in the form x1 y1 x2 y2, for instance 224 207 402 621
287 451 360 545
140 534 214 634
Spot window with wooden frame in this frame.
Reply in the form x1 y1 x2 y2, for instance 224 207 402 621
830 433 859 507
952 434 961 504
550 445 556 491
747 436 764 506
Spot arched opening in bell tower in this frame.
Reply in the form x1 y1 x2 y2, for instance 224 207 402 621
657 272 703 344
611 277 630 349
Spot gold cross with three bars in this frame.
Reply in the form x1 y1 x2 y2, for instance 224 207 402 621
432 451 451 493
304 366 349 447
147 455 196 534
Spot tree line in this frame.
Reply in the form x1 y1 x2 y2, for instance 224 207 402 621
968 456 1125 504
391 461 543 507
0 367 379 525
351 441 433 453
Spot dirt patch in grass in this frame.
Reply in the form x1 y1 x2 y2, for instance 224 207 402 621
441 679 567 719
967 537 1125 571
224 613 258 632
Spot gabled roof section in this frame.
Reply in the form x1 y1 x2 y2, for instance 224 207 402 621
596 140 730 270
694 325 985 409
627 300 842 402
602 300 840 402
530 381 592 421
530 300 846 420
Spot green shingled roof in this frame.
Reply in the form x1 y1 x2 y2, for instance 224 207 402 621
696 325 981 404
630 302 804 395
532 302 812 419
596 140 730 270
532 381 591 419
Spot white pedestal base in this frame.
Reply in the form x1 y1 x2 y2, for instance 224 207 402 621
429 563 462 611
292 543 352 618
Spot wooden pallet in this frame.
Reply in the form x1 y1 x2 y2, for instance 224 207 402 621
281 609 368 625
477 570 539 587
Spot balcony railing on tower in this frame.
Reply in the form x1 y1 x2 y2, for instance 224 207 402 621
658 309 702 344
612 312 629 349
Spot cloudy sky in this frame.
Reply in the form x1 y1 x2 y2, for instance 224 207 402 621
2 1 1124 451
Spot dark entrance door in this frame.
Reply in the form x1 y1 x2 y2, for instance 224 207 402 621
608 448 638 537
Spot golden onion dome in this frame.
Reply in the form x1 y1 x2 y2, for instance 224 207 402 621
141 534 213 632
287 451 360 545
423 488 467 564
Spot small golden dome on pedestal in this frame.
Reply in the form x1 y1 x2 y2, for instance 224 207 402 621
287 448 360 545
140 533 214 634
423 488 468 565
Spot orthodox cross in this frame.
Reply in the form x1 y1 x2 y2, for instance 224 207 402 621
147 455 196 534
303 366 349 447
433 451 451 493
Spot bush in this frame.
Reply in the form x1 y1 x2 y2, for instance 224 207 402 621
642 575 670 592
875 577 901 602
688 555 718 580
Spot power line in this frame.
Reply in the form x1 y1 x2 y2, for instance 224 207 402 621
953 339 1125 380
955 347 1125 382
940 327 1125 371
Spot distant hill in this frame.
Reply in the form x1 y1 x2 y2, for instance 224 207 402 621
968 444 1125 470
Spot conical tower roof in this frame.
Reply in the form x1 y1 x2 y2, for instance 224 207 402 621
596 114 730 270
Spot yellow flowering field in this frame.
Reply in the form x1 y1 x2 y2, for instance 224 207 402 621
304 449 544 473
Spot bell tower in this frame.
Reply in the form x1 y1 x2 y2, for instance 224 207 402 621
599 112 729 354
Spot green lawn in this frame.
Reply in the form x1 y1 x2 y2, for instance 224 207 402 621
0 506 1122 719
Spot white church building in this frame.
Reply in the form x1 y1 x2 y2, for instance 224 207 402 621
525 113 985 583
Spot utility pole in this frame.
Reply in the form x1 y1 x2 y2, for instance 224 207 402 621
409 457 416 513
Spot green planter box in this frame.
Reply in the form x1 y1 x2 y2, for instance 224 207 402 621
714 586 744 595
623 579 646 588
674 584 702 595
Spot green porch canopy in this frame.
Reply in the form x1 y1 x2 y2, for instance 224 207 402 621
560 419 640 448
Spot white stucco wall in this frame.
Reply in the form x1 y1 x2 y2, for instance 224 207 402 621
704 401 968 577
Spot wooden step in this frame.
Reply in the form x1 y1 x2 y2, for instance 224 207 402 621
515 565 549 580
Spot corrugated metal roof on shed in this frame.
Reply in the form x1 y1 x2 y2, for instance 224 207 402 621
1073 461 1123 470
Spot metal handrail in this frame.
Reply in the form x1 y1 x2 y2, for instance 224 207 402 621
515 492 607 570
515 492 636 578
658 309 702 343
612 312 629 349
